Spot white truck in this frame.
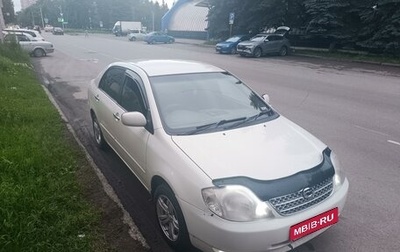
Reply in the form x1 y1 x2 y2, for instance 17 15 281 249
112 21 142 36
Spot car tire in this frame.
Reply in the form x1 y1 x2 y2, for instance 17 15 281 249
92 114 108 150
279 46 288 56
230 47 237 54
169 39 174 43
154 183 191 252
151 39 156 44
253 47 262 58
239 53 246 57
33 48 46 57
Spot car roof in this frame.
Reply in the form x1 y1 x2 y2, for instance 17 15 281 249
4 31 35 39
113 60 224 77
4 29 45 40
255 33 284 36
6 28 39 34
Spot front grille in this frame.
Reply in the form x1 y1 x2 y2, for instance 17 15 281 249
268 178 333 216
237 45 246 50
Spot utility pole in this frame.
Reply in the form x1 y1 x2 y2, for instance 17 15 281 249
0 1 5 41
40 6 45 28
151 11 155 31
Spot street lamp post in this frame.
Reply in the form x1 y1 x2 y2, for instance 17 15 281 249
40 7 45 28
151 11 155 31
0 1 4 41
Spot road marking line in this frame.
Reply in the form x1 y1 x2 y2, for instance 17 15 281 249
353 124 389 136
388 140 400 146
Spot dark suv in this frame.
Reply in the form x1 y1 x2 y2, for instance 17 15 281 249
237 26 291 57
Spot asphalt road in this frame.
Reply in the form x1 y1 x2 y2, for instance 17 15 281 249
33 32 400 252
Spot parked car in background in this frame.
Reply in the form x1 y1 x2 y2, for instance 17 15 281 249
128 29 147 41
52 27 64 35
215 34 252 54
144 31 175 44
237 26 291 58
44 25 54 32
4 28 45 41
88 59 348 252
3 33 54 57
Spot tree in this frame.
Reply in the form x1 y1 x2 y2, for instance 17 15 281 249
357 0 400 56
15 0 169 31
303 0 353 50
207 0 302 40
2 0 15 25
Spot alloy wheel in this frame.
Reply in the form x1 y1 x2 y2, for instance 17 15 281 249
156 195 179 241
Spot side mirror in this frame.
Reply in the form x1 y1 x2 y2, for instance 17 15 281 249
262 94 270 103
121 112 147 127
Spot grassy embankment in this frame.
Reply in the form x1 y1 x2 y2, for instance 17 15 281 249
0 43 108 251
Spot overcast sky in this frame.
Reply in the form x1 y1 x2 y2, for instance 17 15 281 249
13 0 21 11
12 0 176 12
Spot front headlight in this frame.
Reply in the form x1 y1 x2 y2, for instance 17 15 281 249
202 185 273 222
330 151 346 187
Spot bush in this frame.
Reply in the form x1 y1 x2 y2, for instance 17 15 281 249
0 41 30 62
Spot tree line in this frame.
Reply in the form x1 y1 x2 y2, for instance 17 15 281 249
2 0 169 32
207 0 400 56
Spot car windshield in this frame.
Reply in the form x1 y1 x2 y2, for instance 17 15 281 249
226 36 241 42
150 72 277 135
250 35 266 42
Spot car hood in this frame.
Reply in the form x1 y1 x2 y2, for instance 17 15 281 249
171 117 326 181
216 41 235 47
238 41 259 46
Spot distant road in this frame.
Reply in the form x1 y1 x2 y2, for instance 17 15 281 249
34 32 400 252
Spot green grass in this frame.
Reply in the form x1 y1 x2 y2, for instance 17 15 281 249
0 44 106 251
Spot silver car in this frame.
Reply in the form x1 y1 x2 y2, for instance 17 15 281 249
237 27 291 58
128 29 147 41
3 32 54 57
88 60 348 252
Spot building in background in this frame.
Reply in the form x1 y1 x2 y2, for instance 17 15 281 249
21 0 38 10
161 0 209 40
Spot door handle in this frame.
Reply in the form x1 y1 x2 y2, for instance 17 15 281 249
94 94 100 101
113 112 120 121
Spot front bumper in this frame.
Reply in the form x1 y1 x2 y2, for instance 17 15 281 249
180 179 349 252
237 48 254 56
215 46 231 53
45 48 55 54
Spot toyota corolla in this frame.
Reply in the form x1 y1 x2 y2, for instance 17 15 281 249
88 59 349 252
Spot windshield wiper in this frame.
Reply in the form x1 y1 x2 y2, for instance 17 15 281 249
185 117 247 135
227 110 272 129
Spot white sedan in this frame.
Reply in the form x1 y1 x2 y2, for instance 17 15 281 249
127 30 147 41
4 32 54 57
88 59 349 252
